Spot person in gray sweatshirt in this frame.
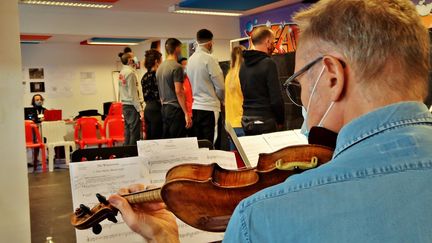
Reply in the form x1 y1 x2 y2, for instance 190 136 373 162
187 29 225 145
118 51 143 145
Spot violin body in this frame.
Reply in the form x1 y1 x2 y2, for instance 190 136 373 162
71 144 334 233
161 144 334 232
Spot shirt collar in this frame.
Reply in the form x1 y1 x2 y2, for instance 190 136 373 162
196 45 210 54
122 65 136 72
334 101 432 158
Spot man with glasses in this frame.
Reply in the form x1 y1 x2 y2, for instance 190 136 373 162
109 1 432 242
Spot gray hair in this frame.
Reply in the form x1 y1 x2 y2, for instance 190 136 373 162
294 0 430 99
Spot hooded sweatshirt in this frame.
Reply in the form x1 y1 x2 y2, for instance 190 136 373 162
119 65 143 112
239 50 285 125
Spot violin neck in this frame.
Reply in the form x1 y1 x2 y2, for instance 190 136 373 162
122 187 163 204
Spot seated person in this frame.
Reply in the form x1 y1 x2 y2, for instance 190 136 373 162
31 94 46 123
108 0 432 242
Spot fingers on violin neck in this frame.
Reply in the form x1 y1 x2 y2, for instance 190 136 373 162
129 184 146 193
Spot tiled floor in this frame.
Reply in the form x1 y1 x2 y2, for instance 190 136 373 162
28 166 76 243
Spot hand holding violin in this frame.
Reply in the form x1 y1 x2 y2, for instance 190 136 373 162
108 184 180 243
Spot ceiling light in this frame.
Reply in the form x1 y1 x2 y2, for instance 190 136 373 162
168 5 242 17
87 41 140 46
21 41 42 44
81 37 145 46
19 0 113 9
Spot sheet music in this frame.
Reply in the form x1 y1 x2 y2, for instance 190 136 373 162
146 151 225 242
238 130 308 167
137 137 199 158
202 150 238 170
293 129 308 142
238 135 273 167
70 135 239 243
262 130 308 151
70 157 148 243
145 151 203 185
70 153 229 243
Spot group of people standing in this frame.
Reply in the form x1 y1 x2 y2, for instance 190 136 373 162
118 26 285 148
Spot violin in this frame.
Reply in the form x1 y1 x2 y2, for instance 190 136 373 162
71 137 334 234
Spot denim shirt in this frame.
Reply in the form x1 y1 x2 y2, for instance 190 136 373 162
223 102 432 243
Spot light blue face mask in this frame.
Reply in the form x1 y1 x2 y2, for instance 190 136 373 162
300 107 309 137
35 101 43 107
300 66 335 138
133 56 139 65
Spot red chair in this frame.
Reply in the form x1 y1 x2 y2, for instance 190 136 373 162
25 120 47 172
74 117 112 149
108 102 123 117
104 117 125 146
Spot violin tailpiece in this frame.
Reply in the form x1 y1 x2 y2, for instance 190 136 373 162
275 156 318 171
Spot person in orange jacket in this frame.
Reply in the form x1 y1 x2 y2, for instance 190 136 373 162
179 58 193 119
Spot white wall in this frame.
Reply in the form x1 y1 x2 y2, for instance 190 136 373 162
19 5 240 40
19 4 239 118
0 1 31 242
20 37 232 119
135 38 232 63
21 43 122 118
212 39 232 61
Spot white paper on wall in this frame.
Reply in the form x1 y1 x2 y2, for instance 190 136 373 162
44 67 74 98
80 71 97 95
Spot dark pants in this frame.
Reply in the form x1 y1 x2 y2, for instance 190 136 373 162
123 104 141 145
191 109 218 143
144 101 163 140
162 105 186 138
241 115 277 136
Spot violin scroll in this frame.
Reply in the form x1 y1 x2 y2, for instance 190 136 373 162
71 193 119 235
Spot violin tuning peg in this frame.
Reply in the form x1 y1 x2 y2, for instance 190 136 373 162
74 207 85 218
96 193 108 205
79 204 92 215
107 215 118 223
92 224 102 235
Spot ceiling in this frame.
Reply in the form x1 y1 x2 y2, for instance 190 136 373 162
19 0 303 44
109 0 302 14
109 0 180 13
20 0 299 13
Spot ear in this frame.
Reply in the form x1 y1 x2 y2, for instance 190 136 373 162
267 37 272 45
322 56 346 102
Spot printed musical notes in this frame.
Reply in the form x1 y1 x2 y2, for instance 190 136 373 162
70 157 147 243
238 129 308 166
70 137 237 242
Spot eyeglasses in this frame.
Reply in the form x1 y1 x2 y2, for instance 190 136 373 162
283 56 323 107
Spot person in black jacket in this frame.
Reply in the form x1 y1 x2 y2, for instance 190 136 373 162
141 49 163 140
240 26 285 135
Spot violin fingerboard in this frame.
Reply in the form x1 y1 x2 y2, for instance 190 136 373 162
123 188 163 204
